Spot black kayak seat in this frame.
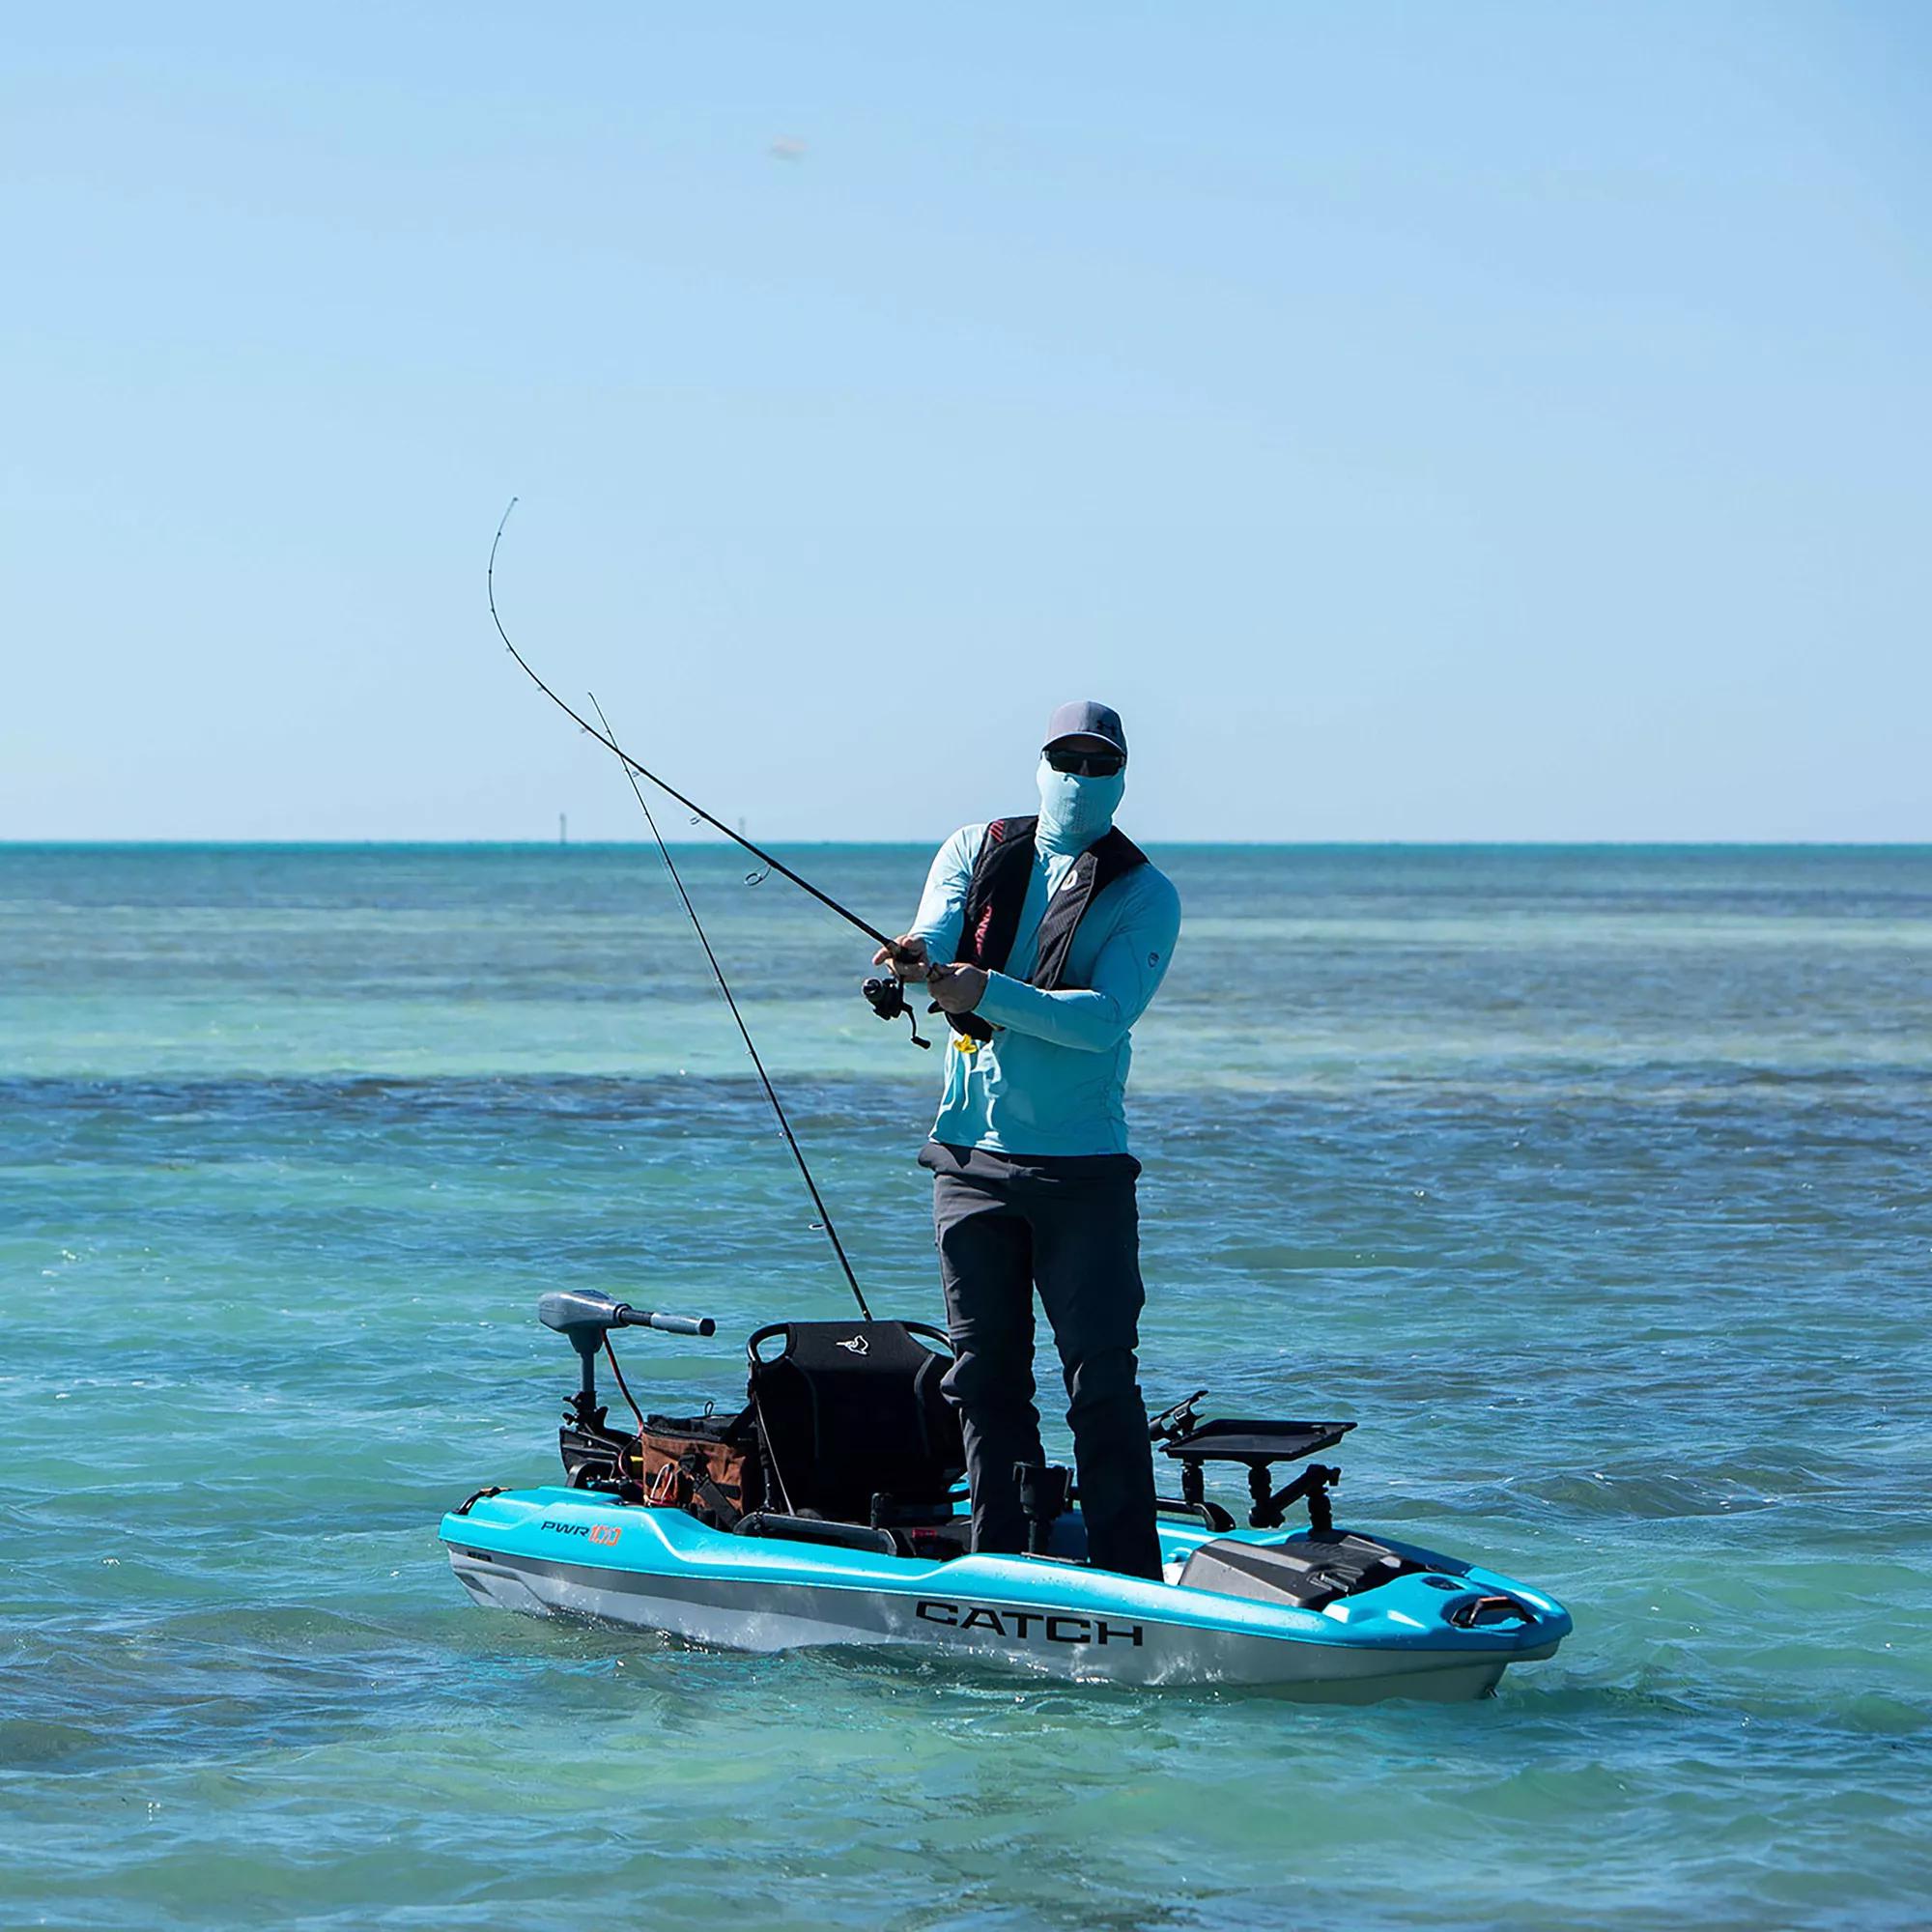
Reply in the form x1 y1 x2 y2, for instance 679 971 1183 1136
747 1320 965 1524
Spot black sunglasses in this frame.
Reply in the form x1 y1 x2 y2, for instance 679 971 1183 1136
1044 746 1126 778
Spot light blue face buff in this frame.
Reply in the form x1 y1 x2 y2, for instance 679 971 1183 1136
1036 757 1126 853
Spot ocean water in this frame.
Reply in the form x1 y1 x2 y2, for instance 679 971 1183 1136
3 841 1929 1931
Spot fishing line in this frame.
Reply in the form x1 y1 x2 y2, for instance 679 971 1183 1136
588 692 872 1321
487 498 895 950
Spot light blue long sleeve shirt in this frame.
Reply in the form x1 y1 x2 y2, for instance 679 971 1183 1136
908 824 1181 1157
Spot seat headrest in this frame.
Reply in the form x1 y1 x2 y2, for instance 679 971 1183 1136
757 1321 940 1379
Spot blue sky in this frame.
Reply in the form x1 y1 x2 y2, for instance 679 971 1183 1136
3 3 1926 841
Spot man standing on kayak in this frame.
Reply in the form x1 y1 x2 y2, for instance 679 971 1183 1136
873 701 1180 1580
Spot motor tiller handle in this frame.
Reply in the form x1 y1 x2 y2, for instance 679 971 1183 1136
624 1308 716 1337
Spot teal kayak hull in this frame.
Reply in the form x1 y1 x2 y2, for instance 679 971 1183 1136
441 1488 1571 1701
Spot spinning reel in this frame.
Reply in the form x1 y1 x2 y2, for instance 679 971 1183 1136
861 975 932 1048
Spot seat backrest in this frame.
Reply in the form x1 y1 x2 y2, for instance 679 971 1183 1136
748 1320 964 1521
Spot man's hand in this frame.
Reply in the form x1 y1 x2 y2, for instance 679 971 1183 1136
871 934 931 982
926 963 988 1014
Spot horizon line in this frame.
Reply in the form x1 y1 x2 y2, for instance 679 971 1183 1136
4 837 1930 852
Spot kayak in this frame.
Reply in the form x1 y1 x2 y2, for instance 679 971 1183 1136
438 1293 1571 1702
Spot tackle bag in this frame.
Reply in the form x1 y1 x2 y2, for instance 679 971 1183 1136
628 1406 763 1527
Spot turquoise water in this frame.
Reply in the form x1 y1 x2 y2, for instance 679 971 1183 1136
4 842 1929 1930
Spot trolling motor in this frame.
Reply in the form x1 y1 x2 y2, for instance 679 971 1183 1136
862 975 932 1048
538 1290 715 1437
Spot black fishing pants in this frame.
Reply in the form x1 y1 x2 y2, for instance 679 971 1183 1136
920 1141 1162 1581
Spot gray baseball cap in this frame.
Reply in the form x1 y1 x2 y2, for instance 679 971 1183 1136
1043 699 1127 756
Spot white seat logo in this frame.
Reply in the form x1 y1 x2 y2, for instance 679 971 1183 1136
837 1335 869 1355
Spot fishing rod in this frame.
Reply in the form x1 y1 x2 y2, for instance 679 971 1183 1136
588 692 871 1321
488 499 895 951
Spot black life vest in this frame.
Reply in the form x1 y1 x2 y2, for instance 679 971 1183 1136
948 815 1149 1042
